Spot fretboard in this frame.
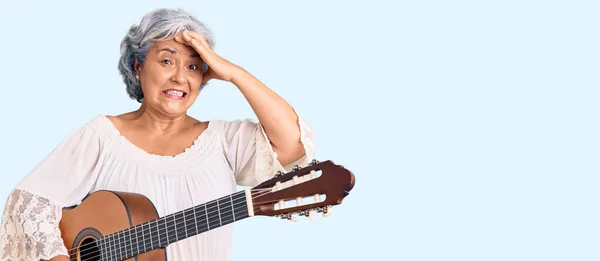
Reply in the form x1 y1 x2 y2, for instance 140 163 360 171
96 191 250 261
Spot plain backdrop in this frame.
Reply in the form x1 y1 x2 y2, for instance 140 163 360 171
0 0 598 260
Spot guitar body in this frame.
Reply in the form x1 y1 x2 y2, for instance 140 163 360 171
60 190 167 261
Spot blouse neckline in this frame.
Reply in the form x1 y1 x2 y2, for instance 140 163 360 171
97 114 215 160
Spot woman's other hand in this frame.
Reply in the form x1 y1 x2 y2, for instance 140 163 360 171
175 30 244 84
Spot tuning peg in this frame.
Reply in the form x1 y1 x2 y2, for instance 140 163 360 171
292 165 301 171
310 159 320 165
279 213 292 220
316 205 333 217
323 206 333 217
278 212 298 222
299 210 314 221
275 171 284 177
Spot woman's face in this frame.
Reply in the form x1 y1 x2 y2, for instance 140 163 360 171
136 36 204 117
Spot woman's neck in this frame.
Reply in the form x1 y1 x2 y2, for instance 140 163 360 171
127 104 193 135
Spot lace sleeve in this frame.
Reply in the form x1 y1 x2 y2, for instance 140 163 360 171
0 189 68 261
252 113 316 182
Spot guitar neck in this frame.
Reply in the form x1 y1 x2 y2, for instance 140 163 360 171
98 190 251 260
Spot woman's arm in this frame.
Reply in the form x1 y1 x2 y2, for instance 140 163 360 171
0 123 102 261
230 69 305 166
178 30 307 166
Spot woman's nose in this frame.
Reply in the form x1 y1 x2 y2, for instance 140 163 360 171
171 67 187 84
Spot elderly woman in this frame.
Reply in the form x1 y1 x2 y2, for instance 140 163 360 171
0 8 315 261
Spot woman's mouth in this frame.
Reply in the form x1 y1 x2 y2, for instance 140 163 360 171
162 89 187 100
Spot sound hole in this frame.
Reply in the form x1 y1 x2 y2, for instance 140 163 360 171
79 237 101 261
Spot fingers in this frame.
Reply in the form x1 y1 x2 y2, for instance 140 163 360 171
181 30 210 50
174 33 186 44
172 31 205 50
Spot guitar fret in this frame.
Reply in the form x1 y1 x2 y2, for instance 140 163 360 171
150 220 155 249
102 237 107 260
123 230 127 259
135 225 139 257
125 230 129 259
98 237 103 260
194 205 199 235
112 232 116 260
183 208 188 238
123 229 127 259
120 230 125 259
156 219 160 247
98 191 251 261
121 230 126 260
176 212 185 242
107 237 111 260
141 223 146 254
146 222 151 251
164 216 169 246
129 227 133 258
115 231 120 260
111 234 116 260
174 213 181 243
116 231 120 260
105 235 111 261
126 229 129 258
217 198 222 226
117 231 122 260
173 213 178 243
184 207 195 239
205 203 210 230
230 194 236 221
207 200 222 230
109 236 113 260
221 197 233 227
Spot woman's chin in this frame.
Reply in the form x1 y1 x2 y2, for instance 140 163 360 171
156 102 190 117
142 96 195 117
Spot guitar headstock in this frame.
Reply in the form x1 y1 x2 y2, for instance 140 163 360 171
248 160 355 221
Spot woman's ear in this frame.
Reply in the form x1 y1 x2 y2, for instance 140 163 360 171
134 59 141 75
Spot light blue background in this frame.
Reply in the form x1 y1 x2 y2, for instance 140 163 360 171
1 0 598 260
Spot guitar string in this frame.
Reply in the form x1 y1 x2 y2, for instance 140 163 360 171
76 197 249 260
78 187 307 261
74 192 248 259
81 207 259 261
79 205 250 261
70 188 274 259
73 188 278 260
78 194 286 261
74 188 278 260
70 170 316 258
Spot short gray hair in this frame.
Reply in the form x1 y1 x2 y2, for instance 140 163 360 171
118 8 215 102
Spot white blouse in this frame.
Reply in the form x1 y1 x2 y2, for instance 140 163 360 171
0 114 315 261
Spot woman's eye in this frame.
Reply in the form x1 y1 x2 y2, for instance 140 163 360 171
162 59 172 65
189 64 198 70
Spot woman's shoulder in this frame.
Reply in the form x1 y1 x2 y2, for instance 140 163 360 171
204 118 261 138
208 117 258 127
65 114 120 143
82 114 115 131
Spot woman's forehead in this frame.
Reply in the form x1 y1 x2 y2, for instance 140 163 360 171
151 39 197 56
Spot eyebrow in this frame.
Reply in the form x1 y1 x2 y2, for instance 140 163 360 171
160 48 200 58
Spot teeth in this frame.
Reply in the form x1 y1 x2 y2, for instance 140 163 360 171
165 90 184 97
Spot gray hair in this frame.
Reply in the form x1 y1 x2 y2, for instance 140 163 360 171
118 8 215 102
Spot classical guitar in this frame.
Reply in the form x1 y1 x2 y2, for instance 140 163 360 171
59 160 355 261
